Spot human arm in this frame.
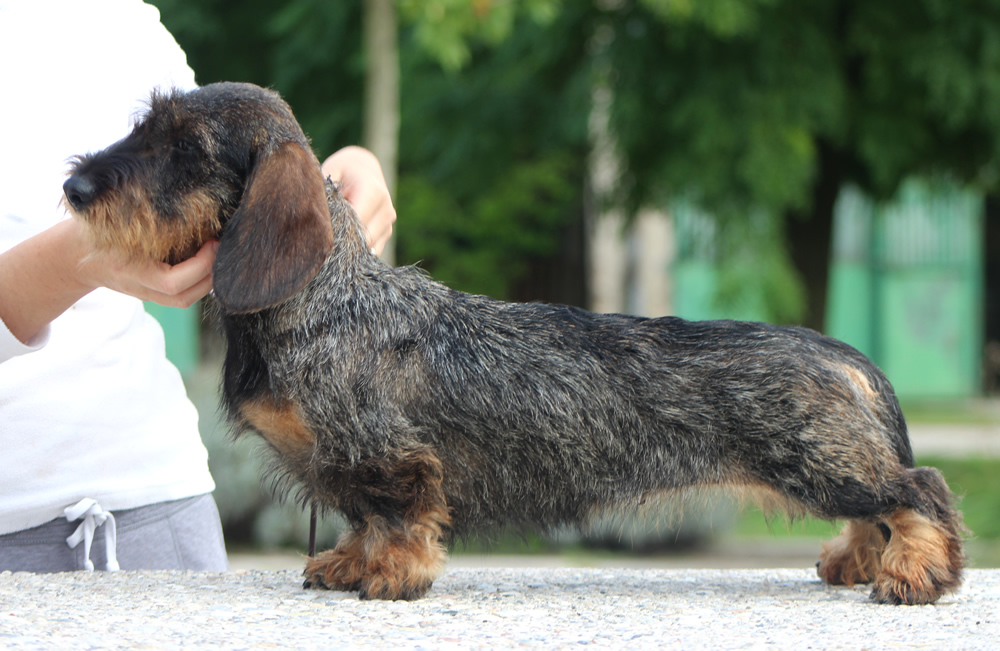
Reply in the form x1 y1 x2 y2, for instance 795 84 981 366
0 218 216 346
321 146 396 255
0 147 391 347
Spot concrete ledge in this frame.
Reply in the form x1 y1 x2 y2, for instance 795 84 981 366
1 568 997 649
909 424 1000 458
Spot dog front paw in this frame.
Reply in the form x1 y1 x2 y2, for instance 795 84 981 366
357 575 434 601
301 532 444 601
302 549 362 592
301 550 434 600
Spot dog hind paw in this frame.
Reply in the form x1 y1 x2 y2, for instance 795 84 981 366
816 521 884 586
868 573 942 605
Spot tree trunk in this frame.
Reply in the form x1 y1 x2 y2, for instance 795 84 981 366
510 204 589 307
784 141 846 333
363 0 399 265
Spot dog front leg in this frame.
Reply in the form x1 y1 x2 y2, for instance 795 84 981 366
303 448 451 600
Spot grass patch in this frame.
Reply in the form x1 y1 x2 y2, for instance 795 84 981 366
448 456 1000 567
900 399 1000 425
457 456 1000 547
729 456 1000 544
452 531 562 556
730 510 841 539
920 456 1000 540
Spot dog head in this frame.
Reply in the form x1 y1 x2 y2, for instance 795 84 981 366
63 81 333 313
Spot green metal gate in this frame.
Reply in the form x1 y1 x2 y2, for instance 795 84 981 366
671 178 983 399
826 180 983 399
144 302 201 377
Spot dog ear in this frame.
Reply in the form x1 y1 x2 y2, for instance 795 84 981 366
213 142 334 313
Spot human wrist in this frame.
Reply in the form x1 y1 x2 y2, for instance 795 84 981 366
48 220 96 293
0 219 98 344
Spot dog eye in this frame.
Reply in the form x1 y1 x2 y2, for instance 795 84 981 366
172 138 196 153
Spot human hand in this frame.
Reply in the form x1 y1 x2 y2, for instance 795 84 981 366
321 146 396 255
74 224 218 309
0 219 217 346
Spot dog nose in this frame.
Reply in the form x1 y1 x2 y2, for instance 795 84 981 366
63 175 98 210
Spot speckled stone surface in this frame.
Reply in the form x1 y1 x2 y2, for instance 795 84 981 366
1 568 997 649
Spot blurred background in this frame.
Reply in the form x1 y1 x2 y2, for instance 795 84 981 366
144 0 999 568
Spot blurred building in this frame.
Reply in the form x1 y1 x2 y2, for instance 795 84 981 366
592 179 986 400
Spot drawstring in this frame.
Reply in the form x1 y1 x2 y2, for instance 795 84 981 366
64 498 120 571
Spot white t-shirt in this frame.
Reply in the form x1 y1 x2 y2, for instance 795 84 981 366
0 0 215 535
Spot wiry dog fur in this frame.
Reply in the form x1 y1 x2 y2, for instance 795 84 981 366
63 82 966 604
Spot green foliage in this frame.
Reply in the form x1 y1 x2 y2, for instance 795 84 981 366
712 213 806 324
399 0 562 70
398 153 576 297
154 0 1000 313
600 2 841 219
604 0 1000 213
596 0 1000 323
153 0 589 302
592 2 840 321
152 0 364 157
846 1 1000 192
394 5 592 298
639 0 778 37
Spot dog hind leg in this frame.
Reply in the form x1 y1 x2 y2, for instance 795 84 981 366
815 466 964 604
867 467 965 605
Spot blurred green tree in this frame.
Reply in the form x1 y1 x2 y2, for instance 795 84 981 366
394 4 592 300
603 0 1000 330
152 0 1000 325
152 0 585 303
398 0 562 71
151 0 366 154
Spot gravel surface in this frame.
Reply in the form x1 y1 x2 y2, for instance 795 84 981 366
1 568 996 649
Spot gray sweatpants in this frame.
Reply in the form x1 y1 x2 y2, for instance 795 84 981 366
0 494 229 572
